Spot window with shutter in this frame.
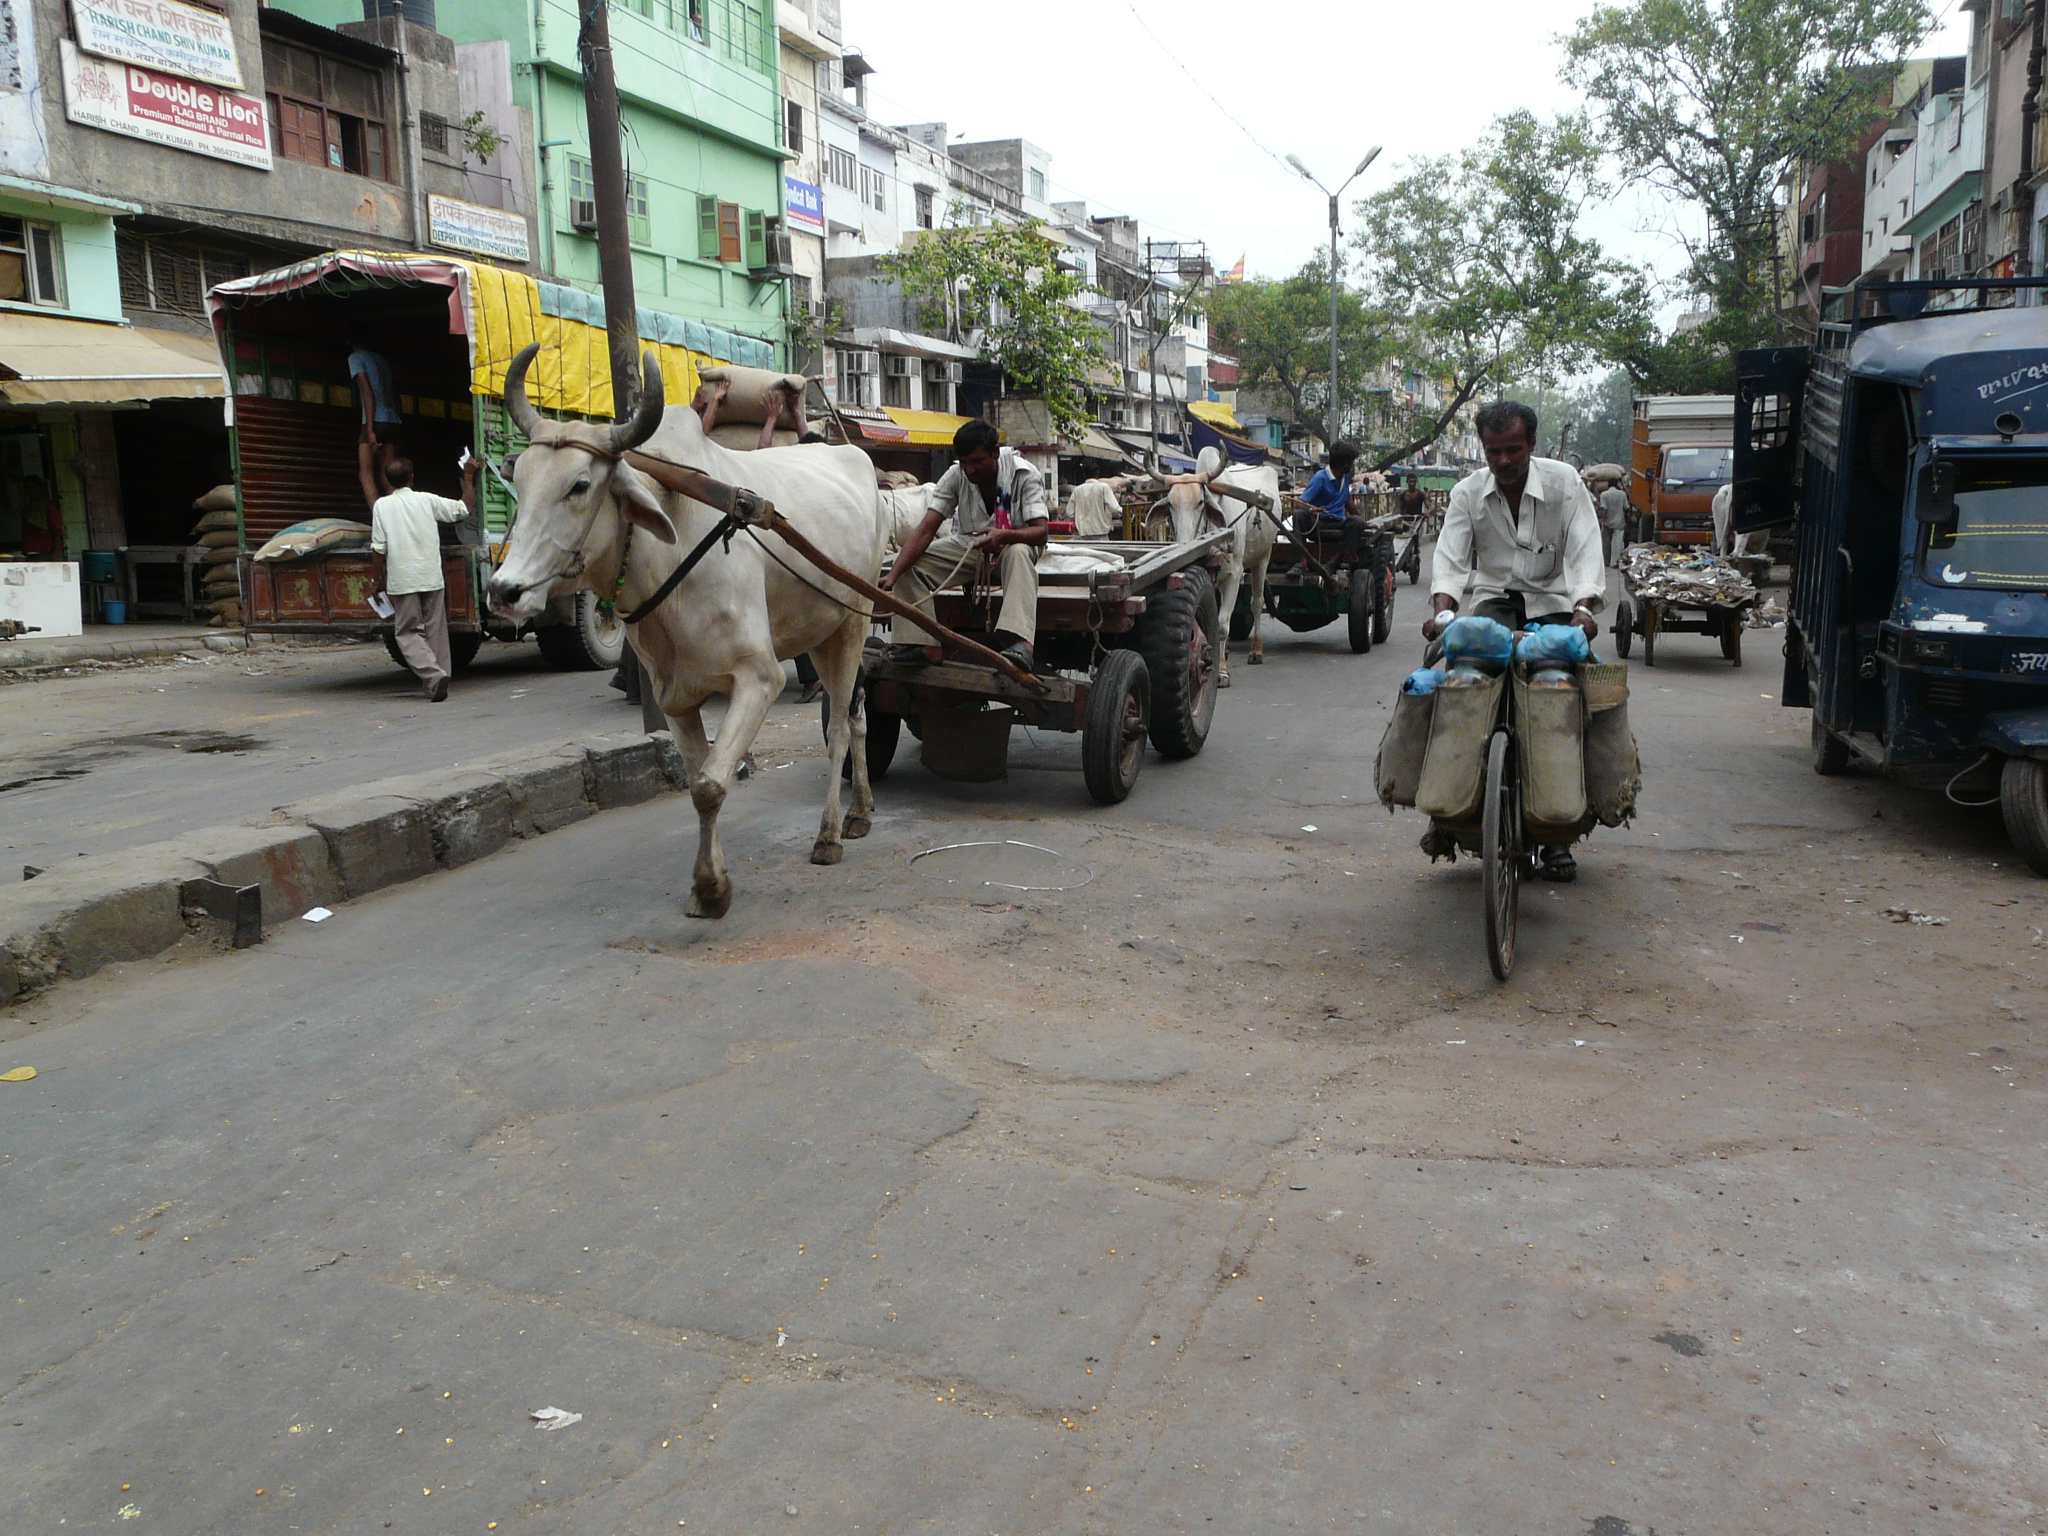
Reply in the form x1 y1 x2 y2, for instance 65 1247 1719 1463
785 100 802 155
698 195 721 260
744 208 766 269
718 201 743 264
263 38 390 179
628 175 652 245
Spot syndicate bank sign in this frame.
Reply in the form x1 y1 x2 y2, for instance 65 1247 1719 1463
61 41 271 170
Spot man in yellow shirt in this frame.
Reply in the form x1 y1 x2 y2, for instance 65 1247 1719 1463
369 456 476 701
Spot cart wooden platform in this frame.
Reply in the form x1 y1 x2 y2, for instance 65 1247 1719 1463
858 528 1234 803
1612 583 1755 666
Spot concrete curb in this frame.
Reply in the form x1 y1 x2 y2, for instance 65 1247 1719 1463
0 729 686 1005
0 631 248 671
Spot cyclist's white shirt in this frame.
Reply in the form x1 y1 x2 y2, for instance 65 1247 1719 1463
1432 457 1606 617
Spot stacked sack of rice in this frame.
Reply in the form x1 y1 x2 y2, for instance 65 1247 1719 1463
190 484 243 624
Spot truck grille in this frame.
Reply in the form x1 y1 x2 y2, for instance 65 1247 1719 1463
1920 676 1975 718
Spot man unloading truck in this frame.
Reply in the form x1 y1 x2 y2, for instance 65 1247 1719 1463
369 455 478 703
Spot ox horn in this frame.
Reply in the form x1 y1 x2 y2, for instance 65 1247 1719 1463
606 350 666 455
503 343 543 440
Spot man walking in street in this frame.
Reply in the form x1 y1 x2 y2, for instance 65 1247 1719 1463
882 418 1048 671
1425 399 1606 881
369 455 476 702
1597 478 1630 567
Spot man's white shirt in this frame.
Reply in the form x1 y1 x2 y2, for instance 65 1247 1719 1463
1432 456 1606 617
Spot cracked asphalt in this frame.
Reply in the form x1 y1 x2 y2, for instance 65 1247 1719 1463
3 574 2044 1535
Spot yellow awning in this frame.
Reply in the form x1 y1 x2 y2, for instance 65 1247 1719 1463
1188 398 1242 430
882 406 975 446
0 313 223 406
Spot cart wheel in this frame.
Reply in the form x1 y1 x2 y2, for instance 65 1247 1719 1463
2001 756 2048 876
1138 567 1219 758
1371 543 1395 644
825 686 901 783
1642 603 1658 667
1721 613 1743 665
1228 585 1257 642
1481 728 1519 982
1404 538 1422 584
1083 648 1150 804
1811 716 1850 776
1614 599 1634 660
1346 567 1375 654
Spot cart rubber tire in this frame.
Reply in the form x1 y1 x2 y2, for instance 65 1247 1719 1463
1138 567 1219 759
1720 613 1743 665
1371 543 1395 644
1482 728 1519 983
1228 585 1257 642
1812 717 1851 776
1083 648 1149 804
383 630 482 674
1347 567 1375 654
2000 756 2048 876
1614 599 1634 660
1404 538 1422 584
535 592 626 671
825 690 901 783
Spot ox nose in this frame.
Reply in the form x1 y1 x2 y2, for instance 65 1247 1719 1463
488 576 526 609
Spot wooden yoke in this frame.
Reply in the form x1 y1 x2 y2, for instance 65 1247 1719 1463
621 448 1047 694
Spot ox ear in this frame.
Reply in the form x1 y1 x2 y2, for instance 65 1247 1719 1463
612 462 678 544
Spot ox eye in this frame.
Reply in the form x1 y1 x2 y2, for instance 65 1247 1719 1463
570 478 591 497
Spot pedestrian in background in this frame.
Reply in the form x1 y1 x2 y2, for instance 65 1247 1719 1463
369 455 476 702
1597 480 1629 567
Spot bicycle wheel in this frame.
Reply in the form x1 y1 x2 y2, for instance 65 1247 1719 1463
1482 728 1519 982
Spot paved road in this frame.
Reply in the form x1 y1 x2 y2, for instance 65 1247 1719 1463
4 577 2043 1535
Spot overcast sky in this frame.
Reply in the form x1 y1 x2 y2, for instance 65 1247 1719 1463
839 0 1973 322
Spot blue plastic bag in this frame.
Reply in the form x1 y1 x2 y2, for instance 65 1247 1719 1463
1515 624 1592 666
1404 667 1443 695
1440 615 1514 671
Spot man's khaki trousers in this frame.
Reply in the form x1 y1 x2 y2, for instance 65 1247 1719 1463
888 533 1040 649
390 589 450 687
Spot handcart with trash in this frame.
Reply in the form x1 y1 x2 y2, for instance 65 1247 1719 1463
1374 616 1641 980
1612 544 1758 666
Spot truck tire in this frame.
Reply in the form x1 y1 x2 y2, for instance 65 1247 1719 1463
382 630 482 674
1082 648 1149 804
1347 567 1374 654
1138 567 1219 758
2001 756 2048 876
535 593 626 671
1812 716 1851 776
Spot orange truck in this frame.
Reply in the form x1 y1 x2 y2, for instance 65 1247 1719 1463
1630 395 1735 546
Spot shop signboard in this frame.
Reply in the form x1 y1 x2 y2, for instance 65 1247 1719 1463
61 41 270 169
71 0 242 90
428 195 531 263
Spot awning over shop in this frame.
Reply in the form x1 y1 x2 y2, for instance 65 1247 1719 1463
0 313 224 406
849 328 978 363
1187 398 1242 430
881 405 975 445
1110 431 1196 471
1071 425 1141 466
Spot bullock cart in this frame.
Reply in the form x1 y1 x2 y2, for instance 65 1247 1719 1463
1237 498 1399 654
857 527 1237 804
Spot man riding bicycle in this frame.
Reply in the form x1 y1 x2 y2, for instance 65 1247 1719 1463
1424 399 1607 882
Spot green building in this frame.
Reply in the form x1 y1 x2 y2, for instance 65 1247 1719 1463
278 0 792 364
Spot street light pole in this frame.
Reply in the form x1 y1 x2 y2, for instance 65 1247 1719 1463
1287 146 1381 450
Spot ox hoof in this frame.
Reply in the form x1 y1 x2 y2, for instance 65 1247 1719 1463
844 812 872 840
810 839 844 866
686 879 733 920
1247 651 1265 666
1217 670 1232 690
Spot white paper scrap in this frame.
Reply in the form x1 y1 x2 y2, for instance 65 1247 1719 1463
531 1406 582 1431
301 907 333 923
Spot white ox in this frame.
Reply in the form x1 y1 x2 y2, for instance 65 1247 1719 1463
1161 446 1282 683
486 345 886 918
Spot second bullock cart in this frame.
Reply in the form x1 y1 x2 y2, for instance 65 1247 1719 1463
855 528 1236 804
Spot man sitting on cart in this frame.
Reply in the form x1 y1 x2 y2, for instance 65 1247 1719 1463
882 418 1050 672
1424 399 1607 882
1290 440 1369 567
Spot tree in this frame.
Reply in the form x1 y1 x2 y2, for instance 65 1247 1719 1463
881 216 1105 440
1538 368 1636 466
1204 255 1385 447
1563 0 1932 352
1352 111 1655 469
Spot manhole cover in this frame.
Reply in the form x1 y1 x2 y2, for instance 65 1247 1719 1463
909 840 1093 893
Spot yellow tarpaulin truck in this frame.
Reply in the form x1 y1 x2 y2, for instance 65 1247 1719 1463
205 251 777 671
1630 395 1735 547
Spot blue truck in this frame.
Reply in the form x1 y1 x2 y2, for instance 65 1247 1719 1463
1733 279 2048 875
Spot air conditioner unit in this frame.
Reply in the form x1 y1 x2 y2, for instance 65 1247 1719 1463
883 354 917 378
839 350 876 376
754 228 794 274
807 299 830 324
569 199 598 231
923 360 963 384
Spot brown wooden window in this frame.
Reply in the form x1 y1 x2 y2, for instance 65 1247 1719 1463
262 37 389 180
717 201 742 264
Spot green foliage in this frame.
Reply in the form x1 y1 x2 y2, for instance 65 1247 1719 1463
881 217 1105 441
1203 254 1384 446
1352 111 1655 466
1539 368 1637 466
458 109 504 165
1563 0 1933 355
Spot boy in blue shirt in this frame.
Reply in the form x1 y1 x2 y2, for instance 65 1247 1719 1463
1290 441 1368 566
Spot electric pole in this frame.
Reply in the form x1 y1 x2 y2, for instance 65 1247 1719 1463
576 0 663 729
